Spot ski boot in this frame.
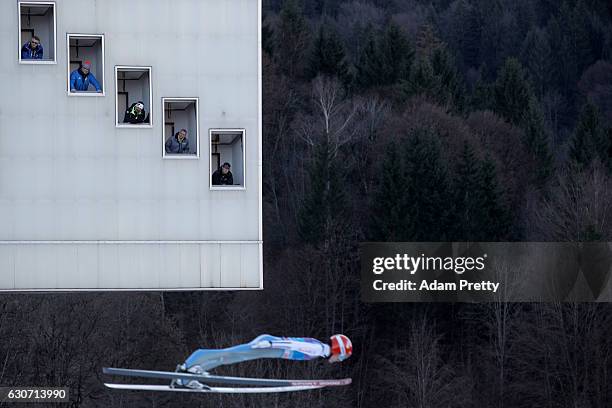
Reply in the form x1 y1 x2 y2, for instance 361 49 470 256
170 364 211 390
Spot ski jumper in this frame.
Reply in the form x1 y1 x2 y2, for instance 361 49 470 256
184 335 331 372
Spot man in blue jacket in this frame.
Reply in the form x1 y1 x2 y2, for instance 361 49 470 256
21 36 43 59
70 60 102 93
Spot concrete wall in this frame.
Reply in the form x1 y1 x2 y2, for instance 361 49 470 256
0 0 262 290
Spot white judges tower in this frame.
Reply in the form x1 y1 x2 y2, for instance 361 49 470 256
0 0 262 290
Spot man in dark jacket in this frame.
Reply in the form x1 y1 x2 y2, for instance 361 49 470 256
212 162 234 185
165 128 190 154
21 36 43 59
123 101 148 124
70 60 102 92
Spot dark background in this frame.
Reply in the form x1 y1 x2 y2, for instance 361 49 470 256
2 0 612 406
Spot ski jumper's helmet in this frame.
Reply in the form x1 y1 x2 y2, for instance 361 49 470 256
330 334 352 361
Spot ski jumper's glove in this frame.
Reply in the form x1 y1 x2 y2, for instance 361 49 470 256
251 340 273 349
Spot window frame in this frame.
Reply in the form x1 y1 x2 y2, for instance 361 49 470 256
66 33 105 97
162 97 200 160
115 66 153 128
18 1 57 65
209 128 247 191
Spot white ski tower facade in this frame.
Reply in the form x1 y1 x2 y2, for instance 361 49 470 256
0 0 263 290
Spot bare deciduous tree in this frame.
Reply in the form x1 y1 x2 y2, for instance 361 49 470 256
532 162 612 240
374 316 470 408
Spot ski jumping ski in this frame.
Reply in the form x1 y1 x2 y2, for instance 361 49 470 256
103 334 353 394
103 368 351 393
104 383 330 394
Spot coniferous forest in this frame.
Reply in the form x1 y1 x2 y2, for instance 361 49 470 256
2 1 612 407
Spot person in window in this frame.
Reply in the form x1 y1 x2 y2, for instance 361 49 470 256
165 128 190 154
123 101 148 124
70 60 102 93
212 162 234 185
21 36 43 59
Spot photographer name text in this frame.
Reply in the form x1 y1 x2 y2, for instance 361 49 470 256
371 253 499 293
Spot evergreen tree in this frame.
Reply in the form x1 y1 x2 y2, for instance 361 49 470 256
402 46 465 111
475 158 511 240
307 23 350 83
494 58 553 185
569 103 608 169
522 97 553 183
369 142 406 241
355 23 414 89
545 15 565 91
369 130 455 241
415 23 443 60
453 143 511 240
448 0 482 68
487 7 521 66
513 0 538 37
355 26 383 89
493 58 532 125
431 47 466 111
470 65 494 111
454 142 482 240
479 2 515 72
566 0 595 73
379 23 413 85
276 0 311 78
401 129 455 241
520 28 552 96
548 1 595 99
298 140 347 245
404 58 438 98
